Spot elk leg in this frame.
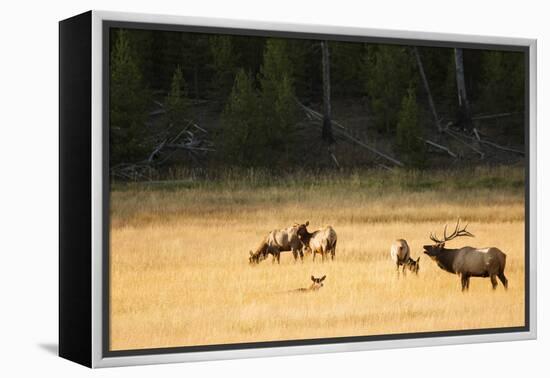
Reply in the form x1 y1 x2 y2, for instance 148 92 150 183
461 274 470 291
299 249 304 262
312 251 316 262
292 250 298 262
402 264 407 277
490 274 498 290
498 272 508 289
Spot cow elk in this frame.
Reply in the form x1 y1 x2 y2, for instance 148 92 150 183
295 222 337 262
249 225 305 265
390 239 420 276
423 219 508 292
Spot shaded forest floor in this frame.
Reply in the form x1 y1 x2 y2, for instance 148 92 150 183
145 96 525 173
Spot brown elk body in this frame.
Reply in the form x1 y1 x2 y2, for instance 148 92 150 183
295 222 337 262
249 226 305 264
390 239 420 276
423 219 508 291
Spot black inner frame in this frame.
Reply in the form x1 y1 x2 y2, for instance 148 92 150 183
102 20 531 358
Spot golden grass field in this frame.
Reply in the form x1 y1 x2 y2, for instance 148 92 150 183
109 167 526 351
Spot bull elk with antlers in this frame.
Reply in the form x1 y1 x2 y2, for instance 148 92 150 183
423 219 508 292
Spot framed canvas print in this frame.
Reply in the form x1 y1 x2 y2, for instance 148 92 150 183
59 10 537 368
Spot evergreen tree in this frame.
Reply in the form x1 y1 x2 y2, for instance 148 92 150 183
273 74 299 157
415 47 457 118
126 29 155 88
331 41 366 98
232 36 266 78
218 69 264 165
219 39 299 167
480 51 525 113
259 39 295 97
110 29 150 166
363 45 416 134
258 38 299 163
209 35 239 101
285 39 312 100
180 34 211 100
396 86 426 167
163 66 190 129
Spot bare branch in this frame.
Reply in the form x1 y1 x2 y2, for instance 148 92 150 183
478 139 525 155
450 127 525 156
329 151 340 169
472 112 521 121
444 129 485 158
148 139 167 162
297 99 404 167
413 47 442 132
418 137 457 158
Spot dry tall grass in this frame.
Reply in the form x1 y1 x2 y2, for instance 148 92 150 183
109 168 525 351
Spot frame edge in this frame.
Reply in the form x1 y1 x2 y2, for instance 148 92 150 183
89 10 537 368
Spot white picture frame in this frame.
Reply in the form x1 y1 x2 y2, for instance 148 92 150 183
59 10 537 368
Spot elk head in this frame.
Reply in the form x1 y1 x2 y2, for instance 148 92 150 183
423 218 474 258
406 257 420 274
249 250 267 265
294 221 310 242
310 275 326 289
294 221 309 233
249 250 257 265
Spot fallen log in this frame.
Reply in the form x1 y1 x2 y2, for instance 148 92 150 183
329 151 340 169
333 128 404 167
297 100 404 167
444 129 485 158
472 112 521 121
296 101 347 131
478 139 524 155
419 137 457 158
453 129 524 156
148 139 167 162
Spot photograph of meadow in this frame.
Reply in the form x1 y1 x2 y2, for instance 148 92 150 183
108 26 526 351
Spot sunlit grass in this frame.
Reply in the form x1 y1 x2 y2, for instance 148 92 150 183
109 167 525 350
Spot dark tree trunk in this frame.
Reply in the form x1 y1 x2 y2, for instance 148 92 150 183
413 47 442 132
454 48 473 131
321 41 335 144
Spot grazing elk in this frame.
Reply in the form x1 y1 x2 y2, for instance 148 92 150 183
249 226 305 265
423 219 508 291
295 222 337 262
294 275 326 292
390 239 420 276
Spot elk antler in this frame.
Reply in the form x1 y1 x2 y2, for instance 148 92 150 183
430 218 474 244
429 231 444 244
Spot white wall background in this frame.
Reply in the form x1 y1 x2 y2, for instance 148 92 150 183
0 0 546 376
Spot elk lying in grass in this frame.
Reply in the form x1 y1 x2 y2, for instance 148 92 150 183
249 226 305 264
293 275 326 292
295 222 337 262
390 239 420 276
423 219 508 291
